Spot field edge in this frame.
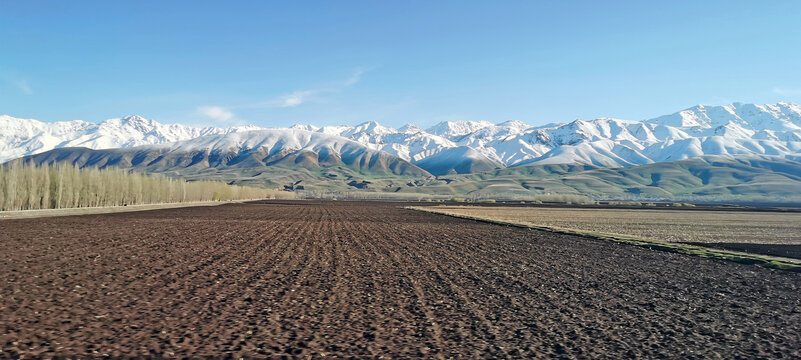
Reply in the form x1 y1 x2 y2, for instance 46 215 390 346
0 200 247 220
406 206 801 273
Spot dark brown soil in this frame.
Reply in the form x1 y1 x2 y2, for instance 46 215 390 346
1 201 799 358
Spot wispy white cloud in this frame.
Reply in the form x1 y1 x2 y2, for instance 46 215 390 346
0 71 34 95
246 90 321 109
277 90 319 107
773 86 801 96
198 106 234 122
344 68 368 86
15 79 32 95
246 68 373 109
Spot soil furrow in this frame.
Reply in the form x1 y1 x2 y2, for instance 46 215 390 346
0 201 799 358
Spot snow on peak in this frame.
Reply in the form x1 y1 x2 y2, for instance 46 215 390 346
0 114 265 163
496 120 530 131
426 120 494 137
645 102 801 132
3 102 801 172
290 124 320 132
348 121 396 135
398 124 423 133
120 114 151 123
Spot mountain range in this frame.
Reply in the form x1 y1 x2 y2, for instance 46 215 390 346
4 102 801 174
4 102 801 200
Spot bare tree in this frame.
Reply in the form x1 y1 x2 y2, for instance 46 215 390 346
0 162 293 211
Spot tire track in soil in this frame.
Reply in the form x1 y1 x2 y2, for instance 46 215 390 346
361 215 498 357
405 228 564 356
322 206 394 356
263 207 326 357
371 215 542 356
181 218 298 356
346 210 448 358
1 201 800 358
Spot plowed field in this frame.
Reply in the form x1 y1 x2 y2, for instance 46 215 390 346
1 201 800 358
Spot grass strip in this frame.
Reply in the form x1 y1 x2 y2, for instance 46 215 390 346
0 200 241 220
406 206 801 273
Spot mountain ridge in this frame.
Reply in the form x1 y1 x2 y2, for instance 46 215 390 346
3 102 801 177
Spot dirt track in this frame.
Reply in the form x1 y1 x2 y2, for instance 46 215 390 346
1 201 800 358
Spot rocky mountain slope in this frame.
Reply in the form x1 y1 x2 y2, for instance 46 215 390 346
3 102 801 177
316 102 801 172
22 128 429 178
0 114 258 164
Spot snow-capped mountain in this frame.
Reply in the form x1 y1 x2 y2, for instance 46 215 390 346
24 129 429 178
4 102 801 175
0 115 260 163
309 102 801 173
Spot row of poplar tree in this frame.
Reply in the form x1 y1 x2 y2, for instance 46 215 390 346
0 161 287 211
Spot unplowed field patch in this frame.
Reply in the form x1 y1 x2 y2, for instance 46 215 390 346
424 205 801 259
1 201 800 358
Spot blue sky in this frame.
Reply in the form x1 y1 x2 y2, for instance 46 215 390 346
2 1 801 128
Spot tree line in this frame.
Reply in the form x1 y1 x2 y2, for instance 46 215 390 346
0 161 291 211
